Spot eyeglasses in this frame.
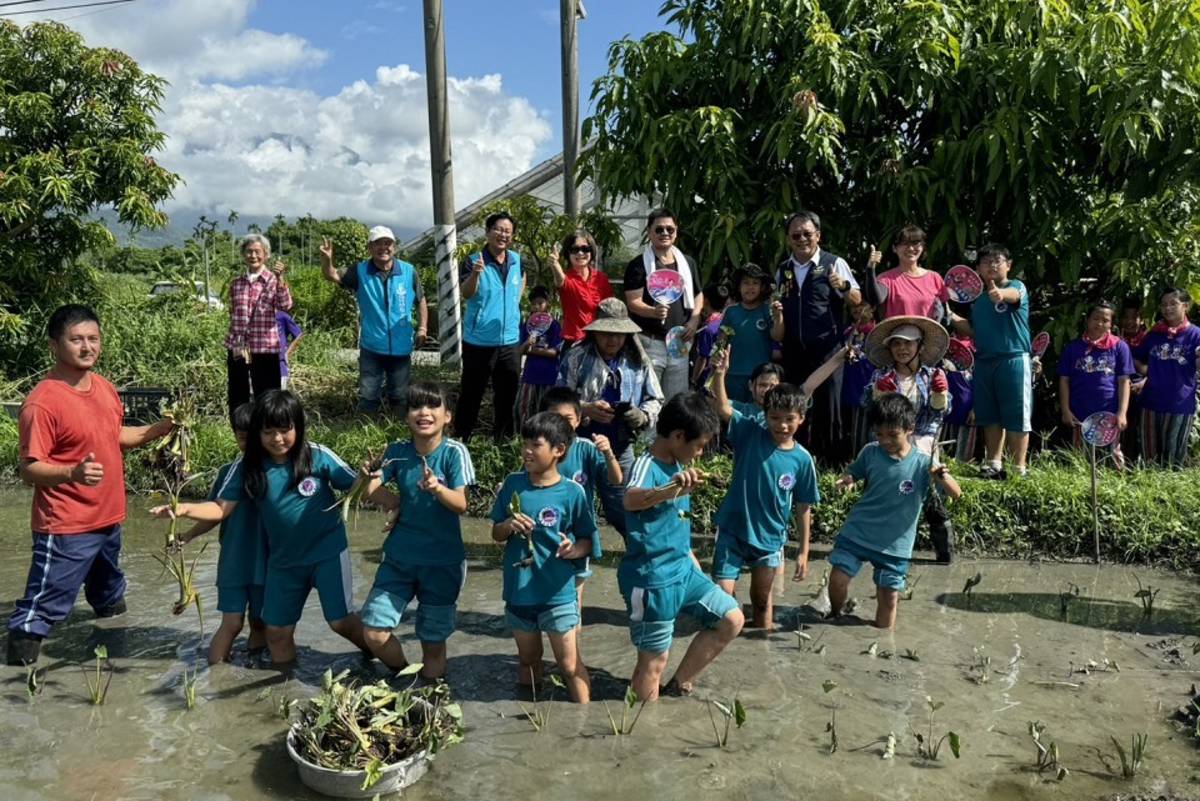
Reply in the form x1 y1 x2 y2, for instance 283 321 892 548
569 246 593 256
789 230 817 241
653 225 676 236
489 228 513 237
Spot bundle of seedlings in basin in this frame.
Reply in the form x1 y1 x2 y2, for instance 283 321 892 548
911 697 960 761
604 685 647 736
706 696 747 749
81 645 113 706
291 666 463 791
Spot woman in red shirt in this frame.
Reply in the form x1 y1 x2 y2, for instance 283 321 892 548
549 229 613 354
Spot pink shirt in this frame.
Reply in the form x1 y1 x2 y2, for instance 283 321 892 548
877 267 948 319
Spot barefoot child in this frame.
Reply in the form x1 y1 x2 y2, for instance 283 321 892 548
620 392 744 701
722 263 784 402
357 382 474 680
539 386 622 610
828 394 961 629
152 390 368 667
177 402 268 664
491 412 596 703
1057 302 1133 468
1133 288 1200 467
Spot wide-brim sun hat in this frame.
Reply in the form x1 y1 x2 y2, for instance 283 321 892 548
865 315 950 367
583 297 643 335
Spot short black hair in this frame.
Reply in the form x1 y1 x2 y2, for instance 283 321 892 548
750 362 786 383
485 211 515 232
521 411 573 451
407 380 448 410
231 402 254 433
762 383 808 415
785 210 821 232
647 207 677 228
977 243 1011 263
1161 287 1193 305
656 391 719 440
868 392 917 431
529 285 551 302
47 304 100 340
1121 297 1144 312
702 283 730 311
540 386 581 417
1086 300 1116 320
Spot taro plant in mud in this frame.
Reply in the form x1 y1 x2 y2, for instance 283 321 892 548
182 662 200 710
962 572 983 606
822 680 839 754
706 696 747 749
969 647 991 685
911 697 960 761
604 685 647 737
1110 733 1148 778
1058 582 1081 620
1028 721 1068 780
81 645 114 706
25 662 44 701
516 668 564 733
1133 575 1160 619
795 624 826 655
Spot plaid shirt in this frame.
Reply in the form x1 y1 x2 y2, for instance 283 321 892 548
224 270 293 353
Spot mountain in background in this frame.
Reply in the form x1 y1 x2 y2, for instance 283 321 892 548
99 210 421 249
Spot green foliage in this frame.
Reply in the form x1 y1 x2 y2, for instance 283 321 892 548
706 696 746 748
1111 732 1148 778
81 644 113 705
913 697 960 761
582 0 1200 323
604 685 647 736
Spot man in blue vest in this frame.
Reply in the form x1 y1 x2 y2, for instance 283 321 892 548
455 211 526 442
775 210 861 461
320 225 428 413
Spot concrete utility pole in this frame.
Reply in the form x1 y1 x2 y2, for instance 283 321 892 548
560 0 585 219
423 0 462 367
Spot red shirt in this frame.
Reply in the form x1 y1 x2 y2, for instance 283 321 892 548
224 270 293 353
20 373 126 534
560 268 614 341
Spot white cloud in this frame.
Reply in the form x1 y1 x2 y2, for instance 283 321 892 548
30 0 552 229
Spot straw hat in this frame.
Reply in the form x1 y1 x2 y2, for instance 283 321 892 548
583 298 643 335
865 315 949 367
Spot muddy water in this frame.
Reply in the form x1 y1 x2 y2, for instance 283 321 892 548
1 488 1199 801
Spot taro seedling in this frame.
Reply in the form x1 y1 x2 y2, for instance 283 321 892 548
901 649 920 662
1029 721 1068 780
1110 733 1148 778
1058 583 1081 620
900 574 922 601
862 641 878 658
516 668 563 733
822 680 839 754
1133 575 1160 619
795 625 826 655
152 471 209 634
882 732 896 760
25 662 44 701
82 645 113 706
912 697 960 761
604 685 647 736
962 572 982 605
182 662 199 710
706 696 747 749
970 647 991 685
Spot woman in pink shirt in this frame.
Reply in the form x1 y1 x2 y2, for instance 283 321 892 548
862 225 948 320
548 229 613 353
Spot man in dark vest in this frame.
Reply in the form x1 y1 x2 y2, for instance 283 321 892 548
774 210 861 461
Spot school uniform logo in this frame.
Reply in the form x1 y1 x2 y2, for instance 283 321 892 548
1074 353 1115 375
756 318 769 331
538 507 560 528
298 477 319 497
778 473 796 491
994 302 1009 314
898 480 915 495
572 470 588 486
1152 342 1190 365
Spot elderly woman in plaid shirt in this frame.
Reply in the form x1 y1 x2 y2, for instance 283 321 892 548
224 234 293 417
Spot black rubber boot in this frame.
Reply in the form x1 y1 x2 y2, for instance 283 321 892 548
94 598 127 618
6 630 43 666
924 494 954 564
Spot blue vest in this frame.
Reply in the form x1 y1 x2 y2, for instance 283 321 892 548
464 250 522 346
777 250 845 349
355 259 416 357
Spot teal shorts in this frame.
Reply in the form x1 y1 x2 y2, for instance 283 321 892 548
829 536 909 591
360 557 466 643
620 567 739 654
261 550 354 627
972 354 1032 432
217 584 265 619
506 601 580 634
712 531 782 580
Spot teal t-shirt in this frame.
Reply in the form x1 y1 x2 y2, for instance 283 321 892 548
556 437 608 559
971 278 1030 358
208 461 268 588
619 454 693 589
714 410 820 552
218 443 357 569
731 399 765 425
723 303 774 377
490 473 597 607
838 443 932 558
380 438 474 566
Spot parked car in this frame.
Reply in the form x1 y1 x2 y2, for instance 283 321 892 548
148 280 224 310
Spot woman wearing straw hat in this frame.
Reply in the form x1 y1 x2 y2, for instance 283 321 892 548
557 298 665 535
862 315 955 563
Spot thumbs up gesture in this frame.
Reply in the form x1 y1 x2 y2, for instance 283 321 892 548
986 279 1003 304
72 452 104 486
867 243 883 269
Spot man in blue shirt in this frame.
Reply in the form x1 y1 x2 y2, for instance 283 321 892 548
320 225 428 413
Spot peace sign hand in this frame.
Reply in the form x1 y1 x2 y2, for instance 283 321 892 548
319 237 334 265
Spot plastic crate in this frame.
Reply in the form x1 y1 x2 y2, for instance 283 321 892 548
119 387 172 426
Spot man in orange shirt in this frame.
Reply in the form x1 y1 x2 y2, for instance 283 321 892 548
6 305 174 665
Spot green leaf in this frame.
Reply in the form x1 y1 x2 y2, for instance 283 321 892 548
733 698 747 728
822 680 838 694
948 731 961 759
396 663 423 677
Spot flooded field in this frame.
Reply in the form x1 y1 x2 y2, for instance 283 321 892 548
1 489 1198 801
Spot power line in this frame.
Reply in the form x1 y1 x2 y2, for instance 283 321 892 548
0 0 73 9
0 0 136 16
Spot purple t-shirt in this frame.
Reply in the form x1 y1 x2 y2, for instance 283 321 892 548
944 369 973 425
519 318 563 386
693 313 724 389
1057 338 1134 420
840 358 875 408
1133 325 1200 415
276 311 302 377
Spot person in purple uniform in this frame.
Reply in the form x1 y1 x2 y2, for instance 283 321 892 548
1057 301 1134 468
1133 288 1200 468
514 286 564 430
275 310 304 390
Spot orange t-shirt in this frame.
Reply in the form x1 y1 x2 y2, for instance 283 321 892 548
19 373 126 534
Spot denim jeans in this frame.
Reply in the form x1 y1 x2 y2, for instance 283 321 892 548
358 349 412 412
639 334 689 402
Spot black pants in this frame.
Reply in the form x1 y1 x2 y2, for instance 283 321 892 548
782 341 842 464
455 342 520 442
227 350 282 419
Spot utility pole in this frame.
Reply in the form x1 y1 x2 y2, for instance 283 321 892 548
560 0 585 219
424 0 462 367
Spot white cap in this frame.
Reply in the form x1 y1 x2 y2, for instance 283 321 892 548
883 324 924 344
368 225 396 243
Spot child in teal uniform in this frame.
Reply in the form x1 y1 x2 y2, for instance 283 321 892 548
491 412 596 703
828 394 961 629
178 402 268 664
539 386 622 611
708 358 819 630
722 263 784 402
153 390 368 666
358 382 474 680
620 392 744 701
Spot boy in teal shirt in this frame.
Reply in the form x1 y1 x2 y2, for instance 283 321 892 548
358 382 474 680
620 392 744 701
949 243 1032 478
491 412 596 703
708 357 820 630
179 402 268 664
721 263 784 402
828 394 961 629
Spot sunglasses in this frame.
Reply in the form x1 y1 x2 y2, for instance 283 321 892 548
569 246 593 255
653 225 676 235
789 231 817 241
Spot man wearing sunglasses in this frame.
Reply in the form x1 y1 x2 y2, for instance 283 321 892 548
623 208 703 401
